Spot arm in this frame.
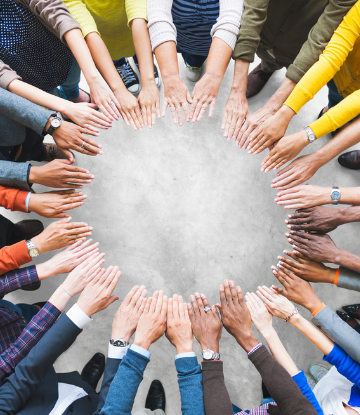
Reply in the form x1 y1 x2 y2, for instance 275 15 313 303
0 186 28 213
0 161 32 191
324 344 360 388
0 241 31 275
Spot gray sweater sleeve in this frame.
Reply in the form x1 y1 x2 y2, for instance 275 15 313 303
0 161 32 191
337 266 360 292
311 305 360 363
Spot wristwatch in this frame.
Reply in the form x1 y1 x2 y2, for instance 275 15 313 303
201 349 220 361
331 186 341 205
45 116 61 136
26 240 40 258
110 339 130 347
304 126 316 143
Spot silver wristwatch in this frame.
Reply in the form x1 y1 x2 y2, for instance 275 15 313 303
201 349 220 361
330 186 341 205
110 339 130 347
304 127 316 143
26 240 40 258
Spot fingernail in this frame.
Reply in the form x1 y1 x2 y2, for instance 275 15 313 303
285 220 288 224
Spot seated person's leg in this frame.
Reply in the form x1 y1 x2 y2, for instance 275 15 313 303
181 53 207 82
0 214 43 248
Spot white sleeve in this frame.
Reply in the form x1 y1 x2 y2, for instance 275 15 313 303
108 343 130 359
66 304 92 329
147 0 177 51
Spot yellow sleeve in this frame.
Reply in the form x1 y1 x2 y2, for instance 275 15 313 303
284 2 360 114
63 0 100 38
309 89 360 138
126 0 148 27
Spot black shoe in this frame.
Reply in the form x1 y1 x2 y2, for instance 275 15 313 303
145 380 166 411
32 302 47 309
246 63 274 98
14 220 44 241
81 353 105 390
338 151 360 170
262 381 271 399
135 60 161 88
337 310 360 333
115 58 140 95
342 304 360 319
21 280 41 292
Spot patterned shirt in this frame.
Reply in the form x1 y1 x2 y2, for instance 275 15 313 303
0 0 73 92
172 0 219 56
235 403 278 415
0 266 60 384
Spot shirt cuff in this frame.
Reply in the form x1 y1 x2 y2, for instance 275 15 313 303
175 351 196 360
25 192 31 212
108 343 129 359
248 343 262 356
131 344 151 359
334 269 340 286
66 304 92 329
311 303 326 317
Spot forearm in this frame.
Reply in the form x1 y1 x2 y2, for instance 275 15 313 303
266 78 296 113
334 249 360 273
0 241 31 276
337 188 360 205
131 19 155 85
48 286 71 311
0 161 31 191
231 59 249 95
154 41 179 80
35 261 59 280
205 38 232 81
0 266 38 297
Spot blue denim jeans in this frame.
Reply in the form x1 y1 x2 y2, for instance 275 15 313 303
50 57 81 100
327 79 343 109
0 299 39 323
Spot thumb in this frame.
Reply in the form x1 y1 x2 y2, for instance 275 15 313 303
57 217 72 224
62 149 75 163
86 102 98 110
104 295 120 310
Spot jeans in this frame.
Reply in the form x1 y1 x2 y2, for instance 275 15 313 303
133 409 165 415
327 79 344 109
256 46 284 73
180 51 207 68
0 299 39 324
50 57 81 100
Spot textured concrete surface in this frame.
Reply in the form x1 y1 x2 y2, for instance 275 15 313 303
4 55 360 413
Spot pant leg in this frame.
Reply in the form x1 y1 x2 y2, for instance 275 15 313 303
255 47 284 73
0 215 24 248
232 404 242 413
327 79 344 109
16 128 46 163
181 53 207 68
15 304 39 323
133 409 165 415
50 57 81 100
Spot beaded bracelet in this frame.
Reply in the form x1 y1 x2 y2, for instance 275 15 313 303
284 308 299 323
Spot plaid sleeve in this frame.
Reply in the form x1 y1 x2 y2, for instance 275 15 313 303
0 266 39 299
0 302 61 384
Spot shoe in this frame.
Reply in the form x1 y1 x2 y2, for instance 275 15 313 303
81 352 105 390
305 373 317 390
338 151 360 170
246 63 274 98
317 106 328 119
21 281 41 292
145 380 166 411
336 310 360 333
342 304 360 319
262 381 271 399
43 144 74 162
32 302 47 310
184 62 202 82
15 220 44 240
135 61 161 88
309 363 329 382
115 58 140 95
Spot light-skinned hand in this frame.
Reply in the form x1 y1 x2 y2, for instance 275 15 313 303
285 206 343 233
166 294 193 354
133 291 168 350
245 292 273 338
222 88 249 140
188 292 222 354
114 88 143 131
88 75 121 121
162 75 192 126
63 101 112 130
275 185 332 209
111 285 147 341
77 266 121 316
256 286 295 320
138 81 161 128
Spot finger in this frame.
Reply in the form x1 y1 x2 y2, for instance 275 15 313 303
182 101 190 123
200 293 211 310
144 297 152 314
221 108 228 131
219 285 226 306
223 280 233 307
172 293 180 319
169 104 178 125
197 101 210 122
190 294 200 317
176 104 184 127
156 98 161 119
187 303 195 323
195 292 205 315
106 270 122 295
271 285 286 297
133 108 143 131
161 295 168 319
236 286 245 305
208 99 216 119
147 105 152 129
123 285 140 307
142 105 148 127
104 295 120 309
135 287 147 312
178 295 185 319
155 290 164 315
120 109 130 126
168 296 174 320
229 280 239 306
189 96 198 120
192 101 203 122
126 111 138 131
162 99 169 118
138 297 147 314
150 291 159 313
233 116 245 140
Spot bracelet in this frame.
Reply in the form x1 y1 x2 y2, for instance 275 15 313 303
60 285 72 297
284 308 299 323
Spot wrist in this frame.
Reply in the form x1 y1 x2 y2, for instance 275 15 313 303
234 332 258 352
200 341 219 354
260 326 276 340
111 329 133 343
35 261 55 280
280 104 296 121
334 248 344 265
176 343 194 354
30 234 46 254
44 116 53 134
28 166 41 185
133 338 151 351
48 286 71 312
321 187 333 205
305 296 323 314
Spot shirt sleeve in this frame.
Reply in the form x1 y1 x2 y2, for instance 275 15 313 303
108 343 129 360
0 186 28 213
0 266 39 299
0 161 32 191
0 243 32 279
130 344 151 359
324 344 360 388
292 370 324 415
63 0 100 38
0 60 22 91
126 0 147 26
66 303 93 328
147 0 177 51
0 302 61 385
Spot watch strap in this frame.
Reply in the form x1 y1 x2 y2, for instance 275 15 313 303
45 116 61 136
201 349 220 360
304 127 316 143
331 186 341 205
110 339 130 347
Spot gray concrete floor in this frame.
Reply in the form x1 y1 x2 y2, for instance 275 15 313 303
4 55 360 413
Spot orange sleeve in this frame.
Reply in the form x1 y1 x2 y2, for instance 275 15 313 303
0 186 28 212
334 269 340 286
312 303 326 317
0 241 32 275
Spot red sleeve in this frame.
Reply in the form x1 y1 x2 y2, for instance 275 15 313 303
0 186 28 212
0 241 31 275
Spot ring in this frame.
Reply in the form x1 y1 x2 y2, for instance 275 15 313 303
242 118 246 126
108 99 113 104
204 306 211 313
81 141 85 149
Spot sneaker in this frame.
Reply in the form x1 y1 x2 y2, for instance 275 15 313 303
115 58 140 95
309 363 330 382
135 61 161 88
305 372 317 390
184 62 202 82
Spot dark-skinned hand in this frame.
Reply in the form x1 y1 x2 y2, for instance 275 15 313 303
285 207 343 234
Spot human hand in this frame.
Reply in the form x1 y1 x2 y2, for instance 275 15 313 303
275 185 332 209
222 87 249 140
138 81 161 128
88 75 121 121
261 131 309 172
190 73 221 123
114 88 143 131
277 250 336 284
188 293 222 354
256 286 295 320
285 206 343 233
216 280 258 352
245 292 273 337
271 154 320 190
62 251 105 296
31 217 92 254
247 106 294 154
166 294 193 354
133 290 168 350
111 285 147 342
162 75 192 126
29 159 94 189
52 120 103 161
286 231 340 263
28 190 87 218
77 266 121 316
270 266 323 313
63 102 112 130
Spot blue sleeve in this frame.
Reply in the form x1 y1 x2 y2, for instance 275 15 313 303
292 370 323 415
0 161 32 191
175 356 205 415
99 349 149 415
324 344 360 387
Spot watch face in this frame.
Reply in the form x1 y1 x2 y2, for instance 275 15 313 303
29 248 39 257
332 191 341 200
51 118 61 128
203 350 213 360
113 339 127 347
